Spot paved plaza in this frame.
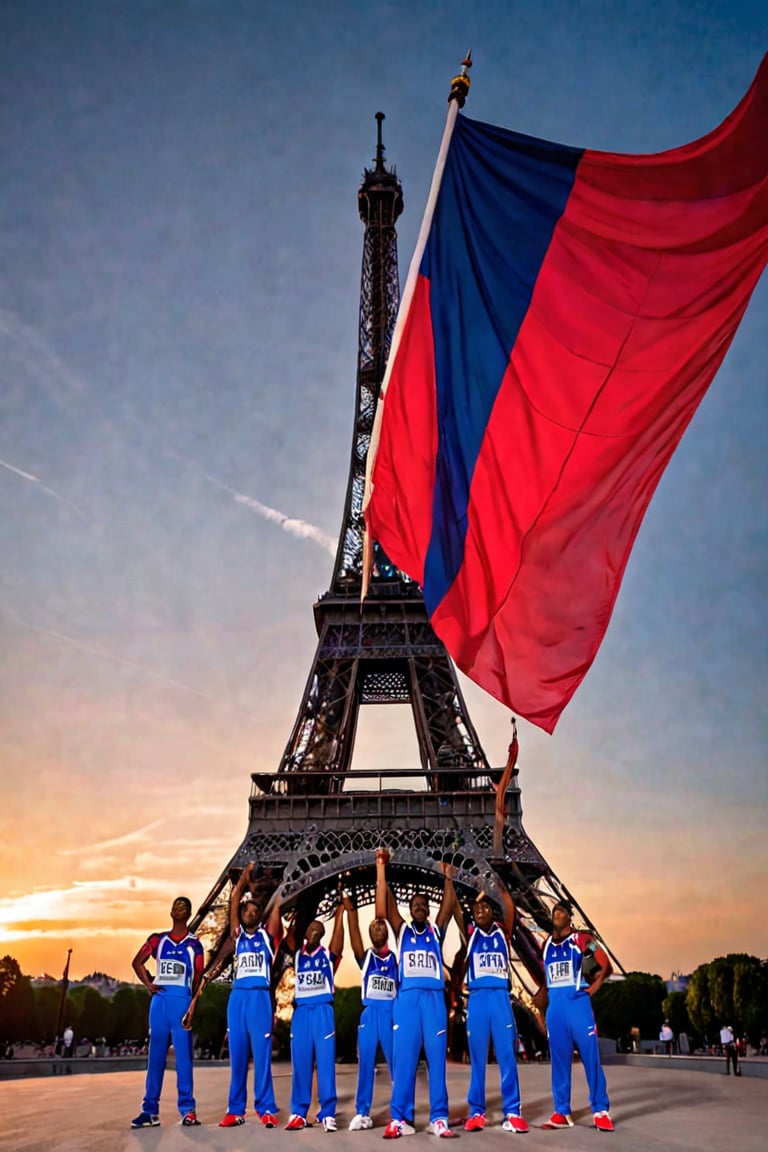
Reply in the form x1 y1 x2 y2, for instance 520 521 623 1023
1 1058 766 1152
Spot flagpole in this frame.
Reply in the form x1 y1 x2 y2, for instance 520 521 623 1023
54 947 72 1046
361 53 473 601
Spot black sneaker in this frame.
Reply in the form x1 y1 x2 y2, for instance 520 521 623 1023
131 1112 160 1128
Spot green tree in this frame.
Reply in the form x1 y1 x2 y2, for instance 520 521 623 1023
686 964 713 1038
708 956 738 1024
0 955 22 1001
80 985 111 1042
66 985 110 1043
109 985 150 1047
687 954 766 1041
661 991 692 1041
733 957 768 1042
191 981 230 1056
0 956 36 1042
592 972 666 1040
32 985 61 1043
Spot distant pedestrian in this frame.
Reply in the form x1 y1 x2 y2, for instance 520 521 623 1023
62 1024 74 1058
720 1024 741 1076
659 1021 674 1056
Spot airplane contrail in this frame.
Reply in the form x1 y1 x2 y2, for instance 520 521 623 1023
0 456 89 521
1 308 335 554
2 605 263 722
171 450 337 556
0 306 86 394
59 818 167 856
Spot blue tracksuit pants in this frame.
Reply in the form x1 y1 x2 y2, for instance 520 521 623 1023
290 1001 336 1120
466 988 521 1117
355 1001 394 1116
226 987 278 1117
391 989 448 1124
546 991 609 1115
142 991 195 1116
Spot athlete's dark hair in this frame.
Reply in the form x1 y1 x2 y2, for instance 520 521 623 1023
552 900 573 917
175 896 193 914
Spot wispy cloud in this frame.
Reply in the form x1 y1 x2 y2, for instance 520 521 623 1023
0 875 199 940
0 456 89 521
172 450 337 555
0 306 87 401
2 604 263 721
59 819 167 857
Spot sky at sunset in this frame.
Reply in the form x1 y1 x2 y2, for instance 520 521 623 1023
1 1 766 990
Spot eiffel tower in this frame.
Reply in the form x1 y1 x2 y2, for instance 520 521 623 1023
191 110 621 1002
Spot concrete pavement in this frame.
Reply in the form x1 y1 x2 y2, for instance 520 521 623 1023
1 1058 766 1152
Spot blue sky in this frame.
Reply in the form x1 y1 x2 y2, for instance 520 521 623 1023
0 1 765 982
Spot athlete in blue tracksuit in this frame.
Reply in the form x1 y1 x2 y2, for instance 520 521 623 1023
539 901 614 1133
344 896 398 1130
130 896 204 1128
285 903 346 1132
215 862 283 1127
462 890 529 1133
376 849 458 1139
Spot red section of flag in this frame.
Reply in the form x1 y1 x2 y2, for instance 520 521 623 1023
432 61 768 731
368 56 768 732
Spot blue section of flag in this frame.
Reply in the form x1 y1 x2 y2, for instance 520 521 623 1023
420 116 583 612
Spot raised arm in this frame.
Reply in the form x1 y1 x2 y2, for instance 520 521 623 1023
436 862 458 935
264 887 284 946
497 883 517 940
344 893 365 962
329 900 346 960
229 862 255 938
376 848 404 936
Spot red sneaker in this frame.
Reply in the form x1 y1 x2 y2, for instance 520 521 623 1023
541 1113 573 1130
464 1114 486 1132
261 1113 278 1128
219 1113 246 1127
285 1114 307 1131
383 1120 404 1139
593 1112 614 1133
502 1114 529 1134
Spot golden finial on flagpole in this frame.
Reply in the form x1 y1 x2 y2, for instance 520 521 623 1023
449 51 472 107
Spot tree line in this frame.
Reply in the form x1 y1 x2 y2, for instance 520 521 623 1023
2 951 766 1057
590 953 768 1051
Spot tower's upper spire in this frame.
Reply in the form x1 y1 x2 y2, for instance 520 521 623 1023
358 111 403 227
375 111 386 173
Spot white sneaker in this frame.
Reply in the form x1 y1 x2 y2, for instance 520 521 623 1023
427 1119 456 1138
322 1117 338 1133
349 1115 373 1131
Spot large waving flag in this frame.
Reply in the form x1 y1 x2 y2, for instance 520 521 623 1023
364 56 768 733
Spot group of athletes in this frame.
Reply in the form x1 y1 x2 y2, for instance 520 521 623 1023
129 848 614 1135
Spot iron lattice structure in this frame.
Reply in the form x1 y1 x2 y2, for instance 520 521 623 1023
191 115 621 998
